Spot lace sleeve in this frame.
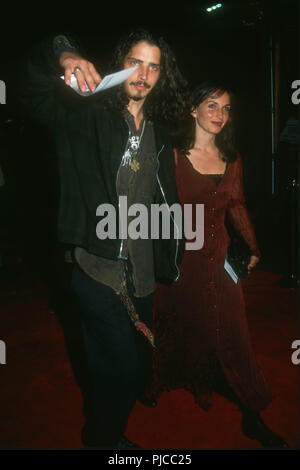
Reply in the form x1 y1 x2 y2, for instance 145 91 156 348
226 156 261 257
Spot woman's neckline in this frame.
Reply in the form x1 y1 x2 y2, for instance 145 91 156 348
183 152 227 176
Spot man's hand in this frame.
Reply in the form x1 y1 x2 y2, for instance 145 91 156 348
248 255 259 273
59 51 102 93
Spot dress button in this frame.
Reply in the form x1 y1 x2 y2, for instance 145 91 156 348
212 208 215 211
211 233 214 237
210 257 214 261
211 224 215 228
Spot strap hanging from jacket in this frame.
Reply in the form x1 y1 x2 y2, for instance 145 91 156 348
118 275 156 348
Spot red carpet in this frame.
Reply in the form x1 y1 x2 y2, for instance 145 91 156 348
0 262 299 449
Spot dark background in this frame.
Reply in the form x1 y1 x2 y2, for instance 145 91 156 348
0 0 298 282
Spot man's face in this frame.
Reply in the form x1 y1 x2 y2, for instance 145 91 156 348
123 41 161 102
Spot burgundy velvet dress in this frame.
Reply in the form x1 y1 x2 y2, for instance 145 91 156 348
149 153 273 411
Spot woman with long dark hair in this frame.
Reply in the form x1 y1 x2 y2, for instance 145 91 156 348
147 81 288 448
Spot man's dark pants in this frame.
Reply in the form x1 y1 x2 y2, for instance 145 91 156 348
71 264 153 446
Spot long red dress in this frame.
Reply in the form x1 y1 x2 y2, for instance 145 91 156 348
149 153 273 411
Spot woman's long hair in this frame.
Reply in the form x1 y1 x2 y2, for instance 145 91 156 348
105 29 190 128
178 81 238 163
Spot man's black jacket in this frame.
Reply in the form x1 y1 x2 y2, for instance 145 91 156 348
20 36 185 284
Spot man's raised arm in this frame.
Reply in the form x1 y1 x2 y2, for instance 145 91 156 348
20 33 102 127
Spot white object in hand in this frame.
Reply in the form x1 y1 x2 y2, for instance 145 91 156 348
60 66 137 96
224 256 238 284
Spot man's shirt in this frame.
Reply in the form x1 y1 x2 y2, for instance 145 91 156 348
75 109 158 297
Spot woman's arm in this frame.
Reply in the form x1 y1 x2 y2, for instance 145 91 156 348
226 155 261 270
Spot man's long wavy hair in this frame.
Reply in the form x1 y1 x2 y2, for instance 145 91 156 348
178 81 238 163
105 29 190 129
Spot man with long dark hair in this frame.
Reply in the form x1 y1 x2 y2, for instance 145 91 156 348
21 29 189 448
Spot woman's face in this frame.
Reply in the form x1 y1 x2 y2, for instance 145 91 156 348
192 90 231 135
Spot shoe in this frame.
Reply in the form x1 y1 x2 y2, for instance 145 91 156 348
83 437 141 450
138 396 158 408
117 436 142 450
242 413 289 448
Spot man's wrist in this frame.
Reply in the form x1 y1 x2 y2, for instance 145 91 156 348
53 34 80 60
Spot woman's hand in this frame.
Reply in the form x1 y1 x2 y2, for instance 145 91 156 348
59 51 102 93
248 255 259 273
